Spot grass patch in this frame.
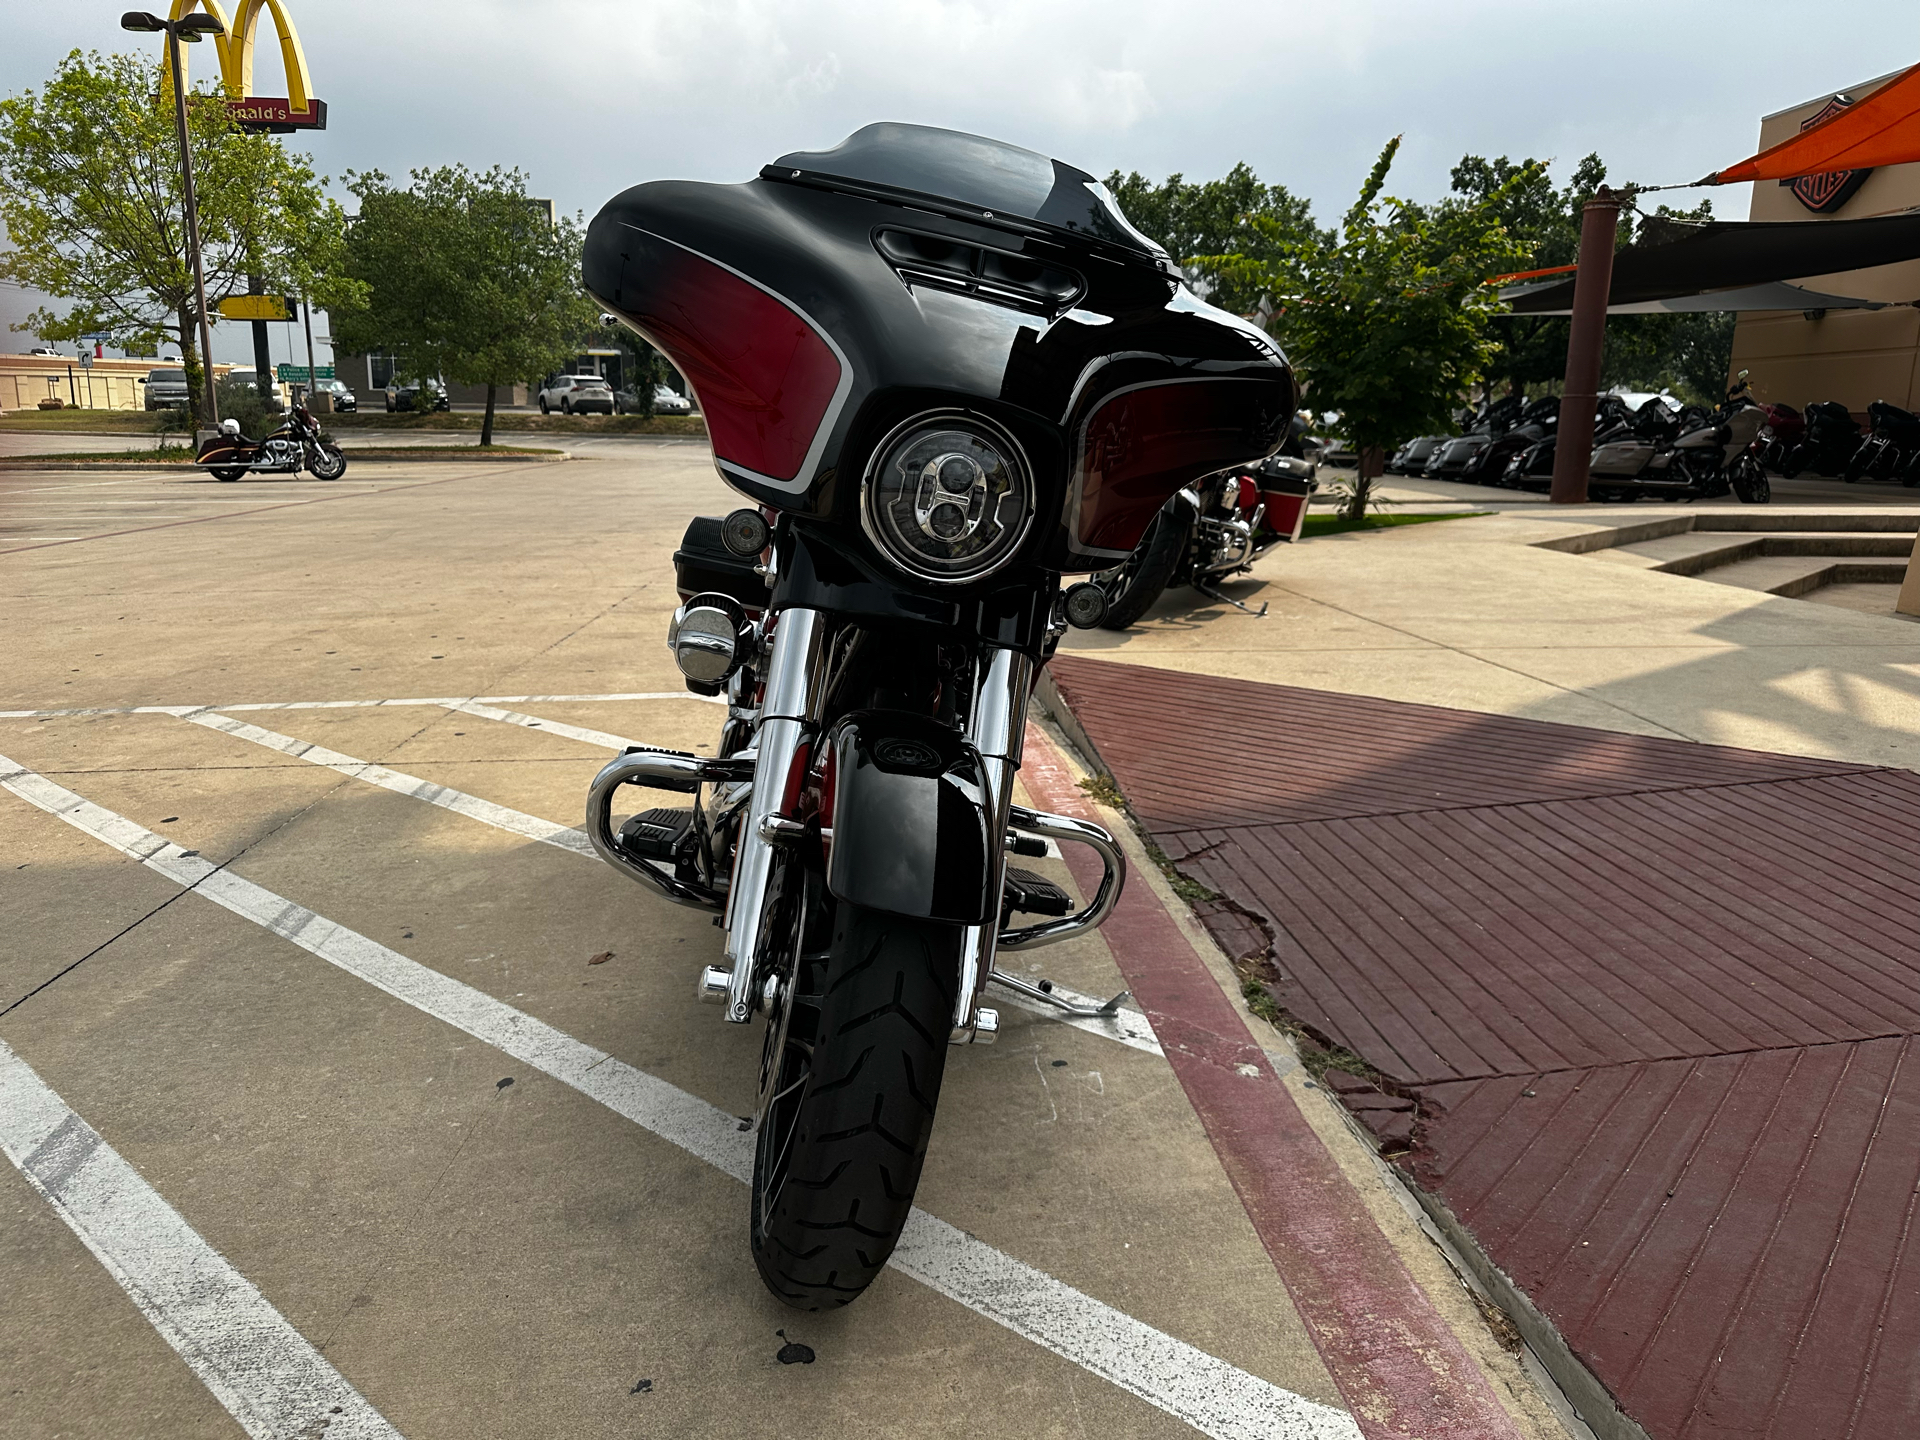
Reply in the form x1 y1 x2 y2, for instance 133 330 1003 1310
0 409 179 434
0 408 707 437
0 445 198 462
323 411 705 436
1076 773 1124 808
1301 510 1488 539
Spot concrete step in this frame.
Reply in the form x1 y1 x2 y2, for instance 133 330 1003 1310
1595 531 1915 578
1699 556 1908 598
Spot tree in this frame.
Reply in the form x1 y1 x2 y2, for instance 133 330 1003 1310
0 48 343 422
1451 154 1735 404
1105 163 1326 315
328 165 596 446
1201 138 1532 519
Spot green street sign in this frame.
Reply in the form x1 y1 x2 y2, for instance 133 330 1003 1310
277 363 335 381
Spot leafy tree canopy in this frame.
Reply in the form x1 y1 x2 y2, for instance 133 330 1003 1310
0 48 344 418
1198 137 1533 516
1451 152 1732 402
327 164 598 444
1106 163 1326 315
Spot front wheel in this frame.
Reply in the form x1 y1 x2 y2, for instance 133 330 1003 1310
307 444 347 480
209 466 246 482
1731 457 1771 504
751 900 959 1311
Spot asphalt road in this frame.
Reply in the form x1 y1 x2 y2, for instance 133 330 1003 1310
0 452 1573 1440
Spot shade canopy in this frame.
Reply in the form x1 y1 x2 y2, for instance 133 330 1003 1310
1502 278 1886 316
1499 211 1920 313
1700 63 1920 184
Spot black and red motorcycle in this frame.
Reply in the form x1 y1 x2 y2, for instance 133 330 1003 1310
1093 448 1318 627
579 124 1294 1310
194 402 347 481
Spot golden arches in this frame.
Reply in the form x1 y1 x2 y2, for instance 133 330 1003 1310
158 0 314 112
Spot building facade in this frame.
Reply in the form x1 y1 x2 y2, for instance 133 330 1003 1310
0 353 235 414
1729 70 1920 415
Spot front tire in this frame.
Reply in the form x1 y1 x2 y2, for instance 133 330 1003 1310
1096 500 1194 629
210 466 246 482
751 901 959 1311
1731 457 1771 504
307 445 347 481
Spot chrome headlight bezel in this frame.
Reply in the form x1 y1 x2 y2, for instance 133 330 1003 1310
859 410 1035 586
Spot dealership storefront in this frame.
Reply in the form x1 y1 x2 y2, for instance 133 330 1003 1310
1730 70 1920 414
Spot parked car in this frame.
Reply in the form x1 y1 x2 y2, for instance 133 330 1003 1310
650 385 693 414
140 367 191 410
536 373 616 415
385 378 449 412
313 378 357 413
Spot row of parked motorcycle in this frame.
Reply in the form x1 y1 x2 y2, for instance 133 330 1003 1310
1384 378 1920 503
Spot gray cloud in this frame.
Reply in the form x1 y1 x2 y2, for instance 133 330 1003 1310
5 0 1912 361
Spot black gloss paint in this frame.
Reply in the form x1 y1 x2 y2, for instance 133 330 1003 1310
823 711 992 924
582 123 1295 596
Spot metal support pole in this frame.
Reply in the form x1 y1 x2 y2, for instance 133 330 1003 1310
1550 188 1621 505
302 296 318 402
249 273 274 407
167 29 219 430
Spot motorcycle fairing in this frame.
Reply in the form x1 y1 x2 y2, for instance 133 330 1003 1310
582 124 1294 580
823 711 994 924
612 224 852 495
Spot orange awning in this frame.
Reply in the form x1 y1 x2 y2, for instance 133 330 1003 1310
1701 62 1920 184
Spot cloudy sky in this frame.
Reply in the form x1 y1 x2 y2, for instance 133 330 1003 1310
3 0 1911 364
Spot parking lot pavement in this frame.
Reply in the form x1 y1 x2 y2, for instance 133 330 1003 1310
1 451 1573 1439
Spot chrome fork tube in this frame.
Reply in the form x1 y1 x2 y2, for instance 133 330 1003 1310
954 647 1034 1040
722 607 828 1023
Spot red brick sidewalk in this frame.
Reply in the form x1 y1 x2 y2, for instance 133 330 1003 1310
1049 654 1920 1440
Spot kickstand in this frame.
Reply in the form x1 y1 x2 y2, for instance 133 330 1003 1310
1194 582 1268 618
988 970 1131 1019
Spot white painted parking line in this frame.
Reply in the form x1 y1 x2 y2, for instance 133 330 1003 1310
439 699 638 751
182 712 1161 1057
0 757 1356 1440
180 712 595 856
0 1038 403 1440
0 691 725 720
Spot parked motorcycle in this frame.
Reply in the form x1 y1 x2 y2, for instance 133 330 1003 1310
1421 392 1526 480
1844 400 1920 485
1781 400 1861 478
1094 450 1318 627
195 402 346 481
1504 395 1637 491
1588 381 1769 502
1386 433 1444 475
1754 401 1805 474
579 124 1294 1310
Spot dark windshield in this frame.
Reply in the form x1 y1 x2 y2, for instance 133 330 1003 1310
770 123 1164 257
147 369 184 382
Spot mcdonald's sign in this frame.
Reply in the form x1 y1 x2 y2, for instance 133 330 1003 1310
160 0 327 132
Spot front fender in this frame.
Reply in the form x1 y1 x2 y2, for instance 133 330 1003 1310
824 711 993 924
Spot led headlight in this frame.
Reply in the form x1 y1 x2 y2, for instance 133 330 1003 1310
861 413 1033 584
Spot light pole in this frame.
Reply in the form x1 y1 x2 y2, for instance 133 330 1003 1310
121 10 225 431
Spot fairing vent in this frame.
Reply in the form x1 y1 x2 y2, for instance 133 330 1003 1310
874 229 1084 316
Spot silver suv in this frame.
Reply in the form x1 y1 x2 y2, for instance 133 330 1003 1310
142 368 191 410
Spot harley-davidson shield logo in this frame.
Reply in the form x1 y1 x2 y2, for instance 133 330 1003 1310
1786 95 1873 214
